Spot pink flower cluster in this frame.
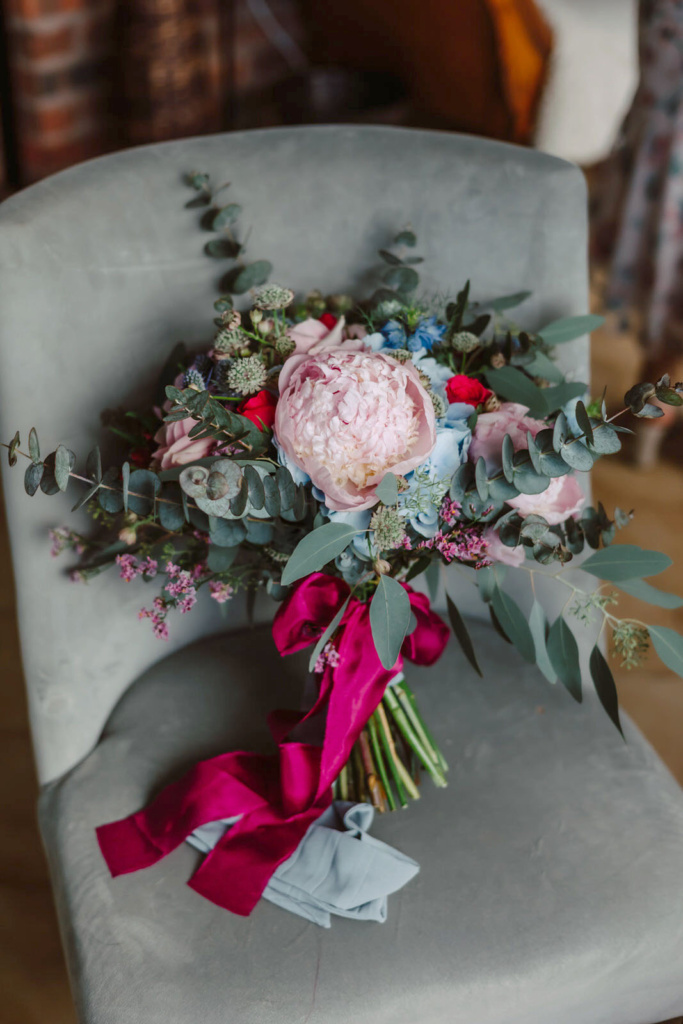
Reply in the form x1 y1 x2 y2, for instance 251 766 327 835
209 580 234 604
139 596 170 641
49 526 84 559
439 497 463 526
314 641 341 675
419 526 491 568
115 554 158 582
164 561 197 614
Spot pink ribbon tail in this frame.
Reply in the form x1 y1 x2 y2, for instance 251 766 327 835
97 573 449 915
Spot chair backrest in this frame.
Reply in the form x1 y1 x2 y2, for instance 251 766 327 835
0 126 589 783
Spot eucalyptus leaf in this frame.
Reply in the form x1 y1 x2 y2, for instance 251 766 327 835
28 427 40 464
615 578 683 609
529 600 556 684
207 545 238 572
581 544 672 582
127 469 161 517
212 203 241 229
523 351 563 383
244 519 274 545
376 472 399 505
590 422 622 455
263 473 280 517
475 458 489 500
308 596 351 672
541 382 589 414
378 249 403 265
70 479 101 512
276 466 295 511
477 566 497 602
86 446 102 483
54 444 74 492
205 237 241 259
209 516 247 547
394 229 416 247
490 585 535 662
559 439 594 471
425 559 441 602
537 314 604 345
281 522 361 586
24 461 44 496
370 575 412 669
98 466 124 512
547 617 582 702
486 290 532 312
589 645 623 737
446 595 482 677
501 435 514 483
157 483 186 531
383 265 419 294
224 260 273 294
649 625 683 677
488 476 520 501
512 465 550 495
122 462 130 514
244 464 265 510
574 401 594 445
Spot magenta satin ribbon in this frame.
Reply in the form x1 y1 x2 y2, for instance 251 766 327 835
96 573 449 916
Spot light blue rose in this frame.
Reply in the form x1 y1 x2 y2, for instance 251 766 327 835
273 437 310 487
398 408 472 537
325 507 374 561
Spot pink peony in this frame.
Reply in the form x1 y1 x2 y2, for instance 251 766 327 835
506 472 585 526
286 316 366 359
469 402 542 468
152 416 215 470
275 348 436 511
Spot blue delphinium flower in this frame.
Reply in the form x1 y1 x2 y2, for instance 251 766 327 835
410 316 447 352
380 319 407 349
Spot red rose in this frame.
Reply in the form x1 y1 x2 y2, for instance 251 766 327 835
319 313 337 330
238 390 277 431
445 374 492 408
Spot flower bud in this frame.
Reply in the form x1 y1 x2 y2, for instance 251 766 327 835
250 309 263 325
490 351 506 369
118 527 137 545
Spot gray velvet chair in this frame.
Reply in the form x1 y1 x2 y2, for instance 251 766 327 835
0 126 682 1024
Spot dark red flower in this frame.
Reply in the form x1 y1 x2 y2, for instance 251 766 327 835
238 390 277 431
319 313 337 331
445 374 492 408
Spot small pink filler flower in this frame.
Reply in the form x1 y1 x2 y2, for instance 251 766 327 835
275 349 436 512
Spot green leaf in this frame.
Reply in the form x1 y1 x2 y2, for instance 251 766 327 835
229 474 249 517
541 382 589 415
244 519 273 545
54 445 74 492
127 469 161 517
523 351 563 383
394 229 416 247
375 472 399 505
7 430 20 467
382 266 419 294
559 439 594 471
649 625 683 677
24 461 44 496
378 249 403 265
275 466 295 511
589 645 623 737
574 401 594 445
475 457 489 500
98 467 123 512
537 314 604 345
122 462 130 514
581 544 672 582
590 422 621 455
157 483 186 531
213 203 241 229
207 545 238 572
490 585 535 662
86 446 103 483
425 559 441 602
484 366 546 417
205 237 241 259
263 473 281 517
243 465 265 510
281 522 361 586
28 428 40 464
529 600 556 684
615 578 683 609
224 260 273 294
547 617 582 702
308 596 351 672
477 566 497 602
486 290 532 312
209 516 246 547
70 479 101 512
446 595 482 677
370 575 412 669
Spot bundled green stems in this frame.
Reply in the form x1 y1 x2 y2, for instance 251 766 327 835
333 678 448 812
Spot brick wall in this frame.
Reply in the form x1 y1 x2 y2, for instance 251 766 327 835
3 0 307 185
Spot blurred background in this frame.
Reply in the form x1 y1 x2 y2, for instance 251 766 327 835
1 1 682 1021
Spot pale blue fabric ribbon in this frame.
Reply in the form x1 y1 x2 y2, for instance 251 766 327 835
187 801 420 928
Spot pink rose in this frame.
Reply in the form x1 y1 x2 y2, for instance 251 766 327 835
275 348 436 512
469 402 542 468
483 527 526 567
152 417 215 470
286 316 366 359
506 472 585 526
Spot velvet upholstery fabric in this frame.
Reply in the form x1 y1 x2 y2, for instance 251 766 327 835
0 126 589 784
39 623 683 1024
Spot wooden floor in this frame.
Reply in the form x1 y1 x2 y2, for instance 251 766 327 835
1 321 683 1023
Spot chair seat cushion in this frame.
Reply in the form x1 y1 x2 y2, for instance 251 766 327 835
39 621 683 1024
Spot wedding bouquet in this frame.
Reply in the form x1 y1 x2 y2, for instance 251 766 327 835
5 170 683 920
